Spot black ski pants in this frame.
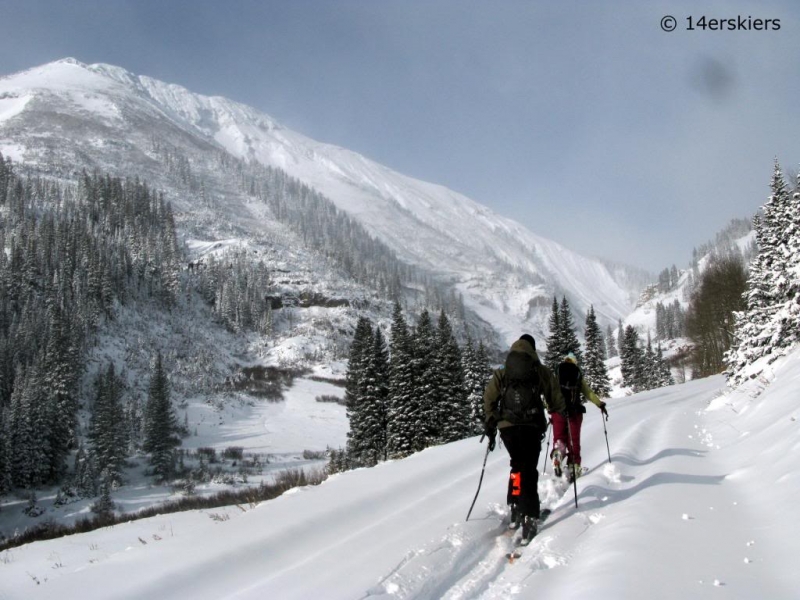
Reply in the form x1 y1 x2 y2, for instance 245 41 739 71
499 425 544 518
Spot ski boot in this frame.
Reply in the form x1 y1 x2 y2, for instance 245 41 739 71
567 462 582 483
520 515 538 545
552 449 563 478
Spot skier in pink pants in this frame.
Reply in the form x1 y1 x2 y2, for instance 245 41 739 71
550 353 608 481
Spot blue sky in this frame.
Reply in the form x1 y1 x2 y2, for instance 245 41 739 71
2 0 799 271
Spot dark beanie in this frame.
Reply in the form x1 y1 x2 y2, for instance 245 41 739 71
519 334 535 349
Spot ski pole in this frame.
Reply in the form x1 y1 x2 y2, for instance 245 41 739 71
465 439 492 522
565 414 579 509
601 410 611 464
541 419 552 475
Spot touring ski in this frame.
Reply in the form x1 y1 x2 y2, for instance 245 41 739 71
506 508 551 561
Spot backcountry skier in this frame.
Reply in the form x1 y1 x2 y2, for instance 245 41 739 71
483 334 566 543
551 352 608 482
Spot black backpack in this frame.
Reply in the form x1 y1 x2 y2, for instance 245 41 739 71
558 361 584 413
498 350 546 428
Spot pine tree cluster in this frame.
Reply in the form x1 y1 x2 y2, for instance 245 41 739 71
191 248 273 334
619 326 674 392
0 155 181 492
544 296 583 371
655 300 686 340
656 265 681 294
335 304 491 471
725 161 800 385
542 297 613 397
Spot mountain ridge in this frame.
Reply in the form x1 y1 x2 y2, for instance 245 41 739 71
0 58 646 344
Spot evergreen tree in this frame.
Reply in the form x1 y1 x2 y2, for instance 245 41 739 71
73 443 97 497
726 161 800 384
7 365 40 488
348 325 389 466
0 407 10 493
434 311 470 444
654 344 675 388
42 302 79 482
143 352 180 479
643 335 657 391
559 296 583 364
344 317 372 438
91 470 116 516
462 336 491 435
386 303 418 459
583 305 611 397
605 324 618 358
544 297 562 371
367 328 390 460
546 296 582 370
412 309 438 450
126 393 144 455
88 363 129 485
620 325 643 390
655 303 667 340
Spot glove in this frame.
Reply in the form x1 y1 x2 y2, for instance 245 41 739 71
599 401 608 418
484 417 497 451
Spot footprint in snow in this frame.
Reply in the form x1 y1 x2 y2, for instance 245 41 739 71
602 463 621 484
588 513 605 524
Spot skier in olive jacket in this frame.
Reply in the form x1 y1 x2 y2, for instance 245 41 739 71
483 334 566 541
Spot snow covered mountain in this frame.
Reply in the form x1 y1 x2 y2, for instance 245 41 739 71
0 58 645 345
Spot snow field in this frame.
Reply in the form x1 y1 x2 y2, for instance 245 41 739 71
3 350 800 599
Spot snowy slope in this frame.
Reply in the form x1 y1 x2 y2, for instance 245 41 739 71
3 348 798 599
0 59 642 343
624 228 756 343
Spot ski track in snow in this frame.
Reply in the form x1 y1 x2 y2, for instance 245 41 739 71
362 500 570 600
361 474 579 600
